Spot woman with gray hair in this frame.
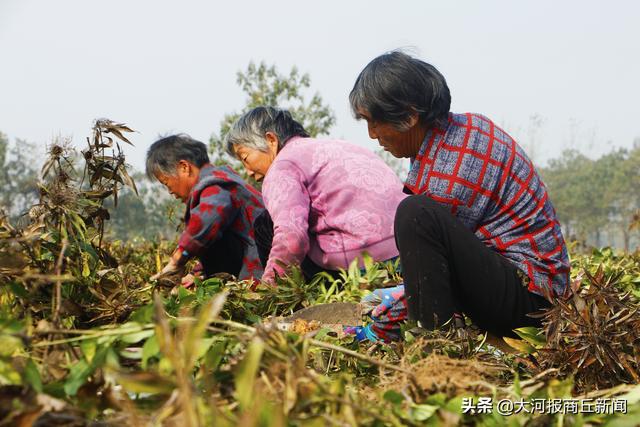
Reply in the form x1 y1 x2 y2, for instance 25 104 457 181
349 51 570 340
226 106 407 284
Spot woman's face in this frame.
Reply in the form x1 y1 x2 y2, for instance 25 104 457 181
155 160 199 203
358 109 425 158
233 132 279 181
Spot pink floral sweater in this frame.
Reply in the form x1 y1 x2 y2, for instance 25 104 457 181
261 137 407 282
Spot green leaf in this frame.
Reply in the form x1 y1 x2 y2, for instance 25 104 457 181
64 359 93 396
362 252 374 272
193 337 214 361
129 305 154 323
425 393 447 407
204 340 227 372
0 319 25 334
313 327 334 341
69 211 87 241
409 404 438 421
514 326 546 347
503 337 536 354
24 359 42 393
177 286 192 300
120 328 154 344
80 339 97 363
0 359 22 385
383 390 404 405
183 292 227 370
444 396 466 413
513 372 522 397
119 348 142 360
81 252 90 277
7 281 28 298
158 357 173 376
142 335 160 370
105 347 120 369
235 337 265 409
0 334 23 356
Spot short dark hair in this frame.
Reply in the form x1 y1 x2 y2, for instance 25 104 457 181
349 51 451 130
145 134 209 180
225 106 310 156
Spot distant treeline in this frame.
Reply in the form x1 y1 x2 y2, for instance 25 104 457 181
540 143 640 251
2 131 640 250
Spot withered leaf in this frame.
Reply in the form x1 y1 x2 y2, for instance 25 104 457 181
41 158 55 179
118 164 138 196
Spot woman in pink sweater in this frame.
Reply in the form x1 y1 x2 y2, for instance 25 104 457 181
225 106 406 283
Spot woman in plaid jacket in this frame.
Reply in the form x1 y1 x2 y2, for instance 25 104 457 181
146 134 264 283
350 51 570 339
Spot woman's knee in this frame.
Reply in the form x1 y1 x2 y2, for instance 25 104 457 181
394 195 441 238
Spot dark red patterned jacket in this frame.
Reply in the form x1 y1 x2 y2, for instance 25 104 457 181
404 113 570 297
177 164 264 280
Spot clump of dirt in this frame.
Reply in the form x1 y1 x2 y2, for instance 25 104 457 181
413 354 486 393
382 353 504 397
291 319 321 334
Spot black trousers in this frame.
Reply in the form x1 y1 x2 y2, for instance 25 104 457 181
199 231 244 278
394 195 551 337
253 211 341 281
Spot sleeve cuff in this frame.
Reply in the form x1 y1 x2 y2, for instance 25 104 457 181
175 246 190 266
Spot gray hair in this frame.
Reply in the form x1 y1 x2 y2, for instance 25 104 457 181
225 106 309 156
145 134 210 180
349 50 451 130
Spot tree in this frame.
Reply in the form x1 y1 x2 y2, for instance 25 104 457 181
209 62 336 171
541 149 605 244
541 146 640 250
602 147 640 251
106 180 182 241
0 132 39 221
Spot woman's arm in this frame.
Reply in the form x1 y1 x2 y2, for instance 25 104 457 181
261 163 311 283
151 186 237 281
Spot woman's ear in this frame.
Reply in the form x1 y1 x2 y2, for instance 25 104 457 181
177 160 192 176
265 132 280 155
406 111 420 129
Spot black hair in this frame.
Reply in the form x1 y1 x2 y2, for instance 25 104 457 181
349 51 451 130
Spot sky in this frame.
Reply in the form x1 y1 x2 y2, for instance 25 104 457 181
1 0 639 171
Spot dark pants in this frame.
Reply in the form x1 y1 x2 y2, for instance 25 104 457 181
394 195 551 337
253 211 341 281
199 231 244 277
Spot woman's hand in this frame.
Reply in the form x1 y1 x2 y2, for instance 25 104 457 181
150 248 184 281
180 271 204 288
344 285 408 342
150 259 181 281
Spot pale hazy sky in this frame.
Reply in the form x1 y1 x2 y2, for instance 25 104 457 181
1 0 639 171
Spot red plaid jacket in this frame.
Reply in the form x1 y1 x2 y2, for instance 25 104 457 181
178 165 265 281
404 113 570 297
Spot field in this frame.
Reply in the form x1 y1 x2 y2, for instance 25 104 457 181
1 122 639 426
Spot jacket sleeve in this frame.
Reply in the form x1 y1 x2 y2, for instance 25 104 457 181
177 185 237 260
261 162 311 283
